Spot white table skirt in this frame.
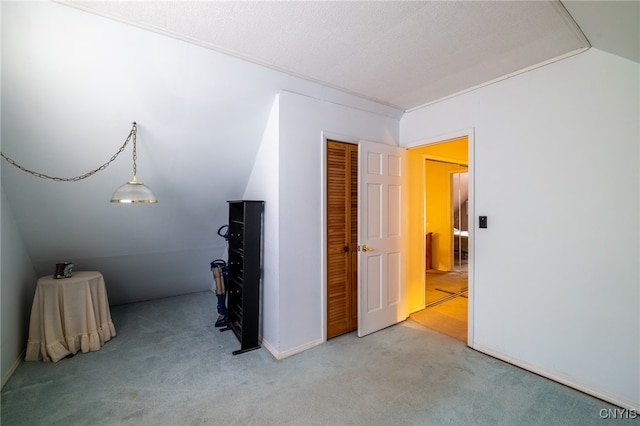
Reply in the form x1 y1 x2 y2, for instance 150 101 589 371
25 271 116 362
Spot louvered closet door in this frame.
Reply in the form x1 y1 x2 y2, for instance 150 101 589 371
327 141 358 339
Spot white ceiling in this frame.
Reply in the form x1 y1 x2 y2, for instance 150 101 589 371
59 0 628 111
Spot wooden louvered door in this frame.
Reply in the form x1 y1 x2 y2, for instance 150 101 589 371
327 141 358 339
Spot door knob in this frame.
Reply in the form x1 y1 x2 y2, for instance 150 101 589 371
361 244 374 252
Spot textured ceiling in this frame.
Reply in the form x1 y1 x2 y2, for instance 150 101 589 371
60 0 594 111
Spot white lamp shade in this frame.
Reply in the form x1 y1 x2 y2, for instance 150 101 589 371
110 176 158 204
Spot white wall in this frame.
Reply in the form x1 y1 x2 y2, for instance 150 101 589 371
1 187 38 386
242 95 281 351
235 90 401 358
269 91 400 358
401 48 640 409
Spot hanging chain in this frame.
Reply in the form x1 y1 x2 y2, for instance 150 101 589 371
0 122 137 182
131 123 137 178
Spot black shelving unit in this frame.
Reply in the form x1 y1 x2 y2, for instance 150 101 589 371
221 200 264 355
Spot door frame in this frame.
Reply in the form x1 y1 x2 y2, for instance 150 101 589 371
408 128 475 346
423 155 468 273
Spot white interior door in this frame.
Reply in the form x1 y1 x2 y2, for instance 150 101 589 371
358 141 407 337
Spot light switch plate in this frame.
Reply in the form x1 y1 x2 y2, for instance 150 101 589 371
479 216 488 229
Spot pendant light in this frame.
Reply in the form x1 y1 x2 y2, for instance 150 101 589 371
110 122 158 204
1 121 158 204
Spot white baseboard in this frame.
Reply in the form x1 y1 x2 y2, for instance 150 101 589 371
261 336 324 360
2 350 24 390
472 343 640 412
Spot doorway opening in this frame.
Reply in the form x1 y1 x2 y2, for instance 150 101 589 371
424 166 468 308
407 136 471 343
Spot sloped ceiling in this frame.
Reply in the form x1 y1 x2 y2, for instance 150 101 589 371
62 0 596 111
